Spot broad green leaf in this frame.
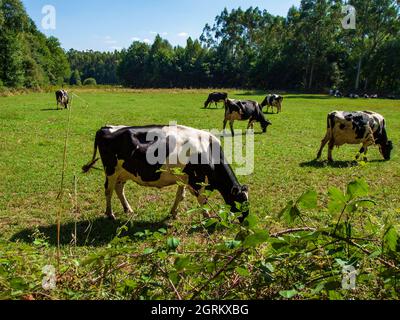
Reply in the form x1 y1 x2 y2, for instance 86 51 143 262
298 190 318 209
328 200 344 214
235 267 251 277
204 218 218 228
347 179 369 200
143 248 154 255
284 205 301 224
243 214 258 230
225 240 242 249
279 289 298 299
243 230 269 248
328 187 346 203
383 226 399 253
278 201 294 219
167 237 180 250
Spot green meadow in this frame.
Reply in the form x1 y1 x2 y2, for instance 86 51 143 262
0 89 399 300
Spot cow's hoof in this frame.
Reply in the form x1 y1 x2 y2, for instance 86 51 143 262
124 208 134 214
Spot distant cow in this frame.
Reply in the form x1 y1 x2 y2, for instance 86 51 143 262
56 90 70 109
204 92 228 108
261 94 284 114
317 111 393 162
224 99 272 137
348 93 360 99
82 125 249 222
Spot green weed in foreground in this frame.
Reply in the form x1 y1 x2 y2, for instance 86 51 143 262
0 90 400 299
0 179 399 300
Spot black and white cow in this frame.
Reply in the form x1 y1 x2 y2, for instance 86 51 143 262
224 99 272 137
260 94 284 114
56 90 70 109
317 111 393 162
82 125 249 222
204 92 228 109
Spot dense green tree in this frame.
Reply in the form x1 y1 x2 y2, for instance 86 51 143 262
1 0 399 93
70 70 82 86
0 0 70 88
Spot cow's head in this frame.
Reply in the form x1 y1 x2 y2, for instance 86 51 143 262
230 185 249 222
261 119 272 133
379 140 393 160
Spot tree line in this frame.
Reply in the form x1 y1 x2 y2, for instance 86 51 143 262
1 0 399 93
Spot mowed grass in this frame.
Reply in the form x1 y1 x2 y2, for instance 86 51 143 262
1 90 400 247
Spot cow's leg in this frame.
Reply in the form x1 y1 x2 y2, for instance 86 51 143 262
328 140 335 163
105 174 118 220
115 180 133 214
170 186 186 218
356 144 370 162
317 133 330 160
230 121 235 137
223 119 228 134
247 120 255 131
186 186 211 218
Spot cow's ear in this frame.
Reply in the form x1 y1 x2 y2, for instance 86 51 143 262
242 185 249 193
231 186 240 196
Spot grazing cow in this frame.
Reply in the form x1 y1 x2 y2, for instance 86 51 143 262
56 90 70 109
348 93 360 99
317 111 393 162
82 125 249 222
261 94 284 113
204 92 228 109
224 99 272 137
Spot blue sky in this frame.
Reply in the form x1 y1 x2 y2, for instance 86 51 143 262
22 0 301 52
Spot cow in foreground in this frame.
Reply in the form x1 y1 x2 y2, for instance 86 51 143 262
82 125 249 222
317 111 393 162
224 99 272 137
56 90 70 109
204 92 228 109
261 94 284 114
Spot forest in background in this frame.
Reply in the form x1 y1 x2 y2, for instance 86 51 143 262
1 0 399 93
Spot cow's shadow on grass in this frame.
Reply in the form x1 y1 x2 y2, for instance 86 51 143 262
41 108 64 112
10 217 170 247
300 159 359 169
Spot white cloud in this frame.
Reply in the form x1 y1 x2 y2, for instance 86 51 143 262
177 32 189 37
131 37 141 41
103 35 118 45
143 39 152 44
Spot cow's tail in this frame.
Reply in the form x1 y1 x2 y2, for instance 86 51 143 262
325 113 336 140
82 136 100 173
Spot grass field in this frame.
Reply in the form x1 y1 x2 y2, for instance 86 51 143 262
1 89 400 299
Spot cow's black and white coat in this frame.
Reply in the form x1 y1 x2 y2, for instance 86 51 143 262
317 111 393 162
261 94 284 114
56 90 69 109
204 92 228 109
224 99 272 137
83 125 249 221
